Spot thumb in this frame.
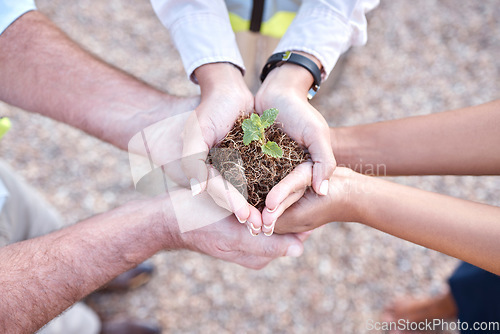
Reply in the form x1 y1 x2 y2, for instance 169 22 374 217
308 132 336 196
283 235 305 258
205 166 252 224
255 233 304 258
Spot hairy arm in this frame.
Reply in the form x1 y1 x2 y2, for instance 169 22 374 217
0 11 197 150
0 10 307 333
0 197 177 334
333 100 500 175
0 189 305 333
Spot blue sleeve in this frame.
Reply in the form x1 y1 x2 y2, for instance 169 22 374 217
0 0 37 36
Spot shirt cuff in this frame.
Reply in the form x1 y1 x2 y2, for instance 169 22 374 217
169 12 245 84
0 1 36 36
274 6 354 81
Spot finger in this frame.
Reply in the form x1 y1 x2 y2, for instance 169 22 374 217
295 230 313 242
272 197 310 235
262 189 306 235
206 166 251 224
245 205 263 236
207 220 305 269
238 231 304 259
307 132 336 196
234 255 273 270
181 111 211 195
264 161 313 212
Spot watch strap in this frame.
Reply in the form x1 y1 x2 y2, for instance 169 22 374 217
260 51 322 99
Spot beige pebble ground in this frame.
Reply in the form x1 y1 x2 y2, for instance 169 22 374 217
1 1 499 333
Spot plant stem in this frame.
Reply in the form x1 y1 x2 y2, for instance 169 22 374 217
260 128 266 145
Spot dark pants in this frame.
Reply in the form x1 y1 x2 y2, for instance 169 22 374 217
449 261 500 334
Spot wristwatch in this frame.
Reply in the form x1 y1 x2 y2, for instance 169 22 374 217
260 51 322 99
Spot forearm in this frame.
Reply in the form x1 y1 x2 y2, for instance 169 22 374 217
0 197 179 333
353 174 500 275
333 100 500 175
0 11 190 150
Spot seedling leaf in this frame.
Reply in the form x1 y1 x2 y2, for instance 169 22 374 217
241 109 284 157
261 108 279 128
243 131 261 145
242 118 261 145
250 113 262 127
261 141 283 158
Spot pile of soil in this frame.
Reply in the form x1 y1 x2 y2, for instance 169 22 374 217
209 114 309 210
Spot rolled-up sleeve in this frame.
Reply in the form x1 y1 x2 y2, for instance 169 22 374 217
151 0 245 83
275 0 379 80
0 0 37 36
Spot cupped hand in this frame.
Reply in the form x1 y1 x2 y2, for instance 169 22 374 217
179 214 309 269
181 63 264 233
127 96 200 190
255 56 336 219
160 186 310 269
261 161 313 235
272 167 362 234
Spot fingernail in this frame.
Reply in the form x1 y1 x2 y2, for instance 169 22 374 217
319 180 329 196
247 224 258 236
263 219 276 231
250 222 261 232
190 178 202 196
285 244 303 257
236 215 247 224
264 221 276 237
266 206 278 213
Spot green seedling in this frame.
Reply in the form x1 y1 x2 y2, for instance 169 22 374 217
242 108 283 158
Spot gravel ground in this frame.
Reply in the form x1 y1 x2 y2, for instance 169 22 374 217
1 1 499 333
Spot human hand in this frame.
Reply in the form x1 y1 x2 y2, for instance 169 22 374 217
255 52 336 219
182 63 265 233
127 96 201 190
159 187 309 269
272 167 363 234
179 215 309 269
260 126 351 235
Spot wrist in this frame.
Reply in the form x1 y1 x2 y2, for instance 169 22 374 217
350 174 391 228
341 170 371 223
331 125 386 175
261 51 323 98
195 62 246 96
267 65 313 95
292 51 322 70
141 196 185 251
331 127 358 168
112 95 199 151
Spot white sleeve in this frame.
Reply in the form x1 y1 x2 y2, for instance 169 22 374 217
275 0 379 80
150 0 245 83
0 0 37 35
